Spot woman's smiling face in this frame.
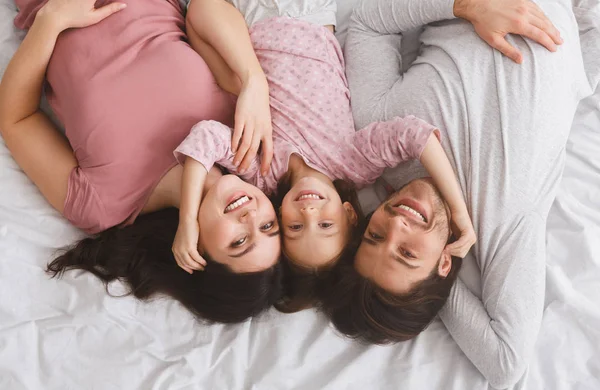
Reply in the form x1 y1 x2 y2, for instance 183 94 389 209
198 175 281 273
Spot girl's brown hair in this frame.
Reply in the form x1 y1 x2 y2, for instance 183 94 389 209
271 176 365 313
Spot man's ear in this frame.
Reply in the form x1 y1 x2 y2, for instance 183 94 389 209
343 202 358 226
438 250 452 278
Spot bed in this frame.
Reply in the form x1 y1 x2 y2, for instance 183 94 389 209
1 0 599 388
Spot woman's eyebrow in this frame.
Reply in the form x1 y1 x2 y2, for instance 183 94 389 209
230 243 257 258
267 230 280 237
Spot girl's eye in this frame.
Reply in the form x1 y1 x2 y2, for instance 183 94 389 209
402 249 415 258
289 224 303 231
369 231 384 240
319 223 333 229
261 221 275 231
231 236 247 248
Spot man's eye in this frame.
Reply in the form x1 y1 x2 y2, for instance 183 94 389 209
319 223 333 229
289 224 302 231
402 249 415 258
231 236 247 248
369 231 384 240
261 221 275 231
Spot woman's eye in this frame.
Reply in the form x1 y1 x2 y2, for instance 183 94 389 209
319 223 333 229
402 249 415 258
261 221 275 231
289 224 302 231
231 236 247 248
369 231 384 240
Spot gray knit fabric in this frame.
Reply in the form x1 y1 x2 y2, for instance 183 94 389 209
345 0 599 387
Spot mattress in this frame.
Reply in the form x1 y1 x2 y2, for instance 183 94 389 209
1 0 599 389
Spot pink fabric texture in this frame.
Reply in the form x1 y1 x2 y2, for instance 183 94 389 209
14 0 236 233
175 18 437 194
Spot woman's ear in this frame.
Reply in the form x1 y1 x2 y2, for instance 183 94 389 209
343 202 358 226
437 250 452 278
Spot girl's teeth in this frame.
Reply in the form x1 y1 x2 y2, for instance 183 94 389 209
398 205 425 222
298 194 321 200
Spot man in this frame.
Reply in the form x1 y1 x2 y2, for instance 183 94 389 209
321 0 599 387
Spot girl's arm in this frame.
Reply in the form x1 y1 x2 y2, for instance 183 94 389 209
172 158 208 274
0 0 125 212
171 120 263 273
419 134 476 257
186 0 273 175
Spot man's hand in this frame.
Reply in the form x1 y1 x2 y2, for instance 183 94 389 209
454 0 563 63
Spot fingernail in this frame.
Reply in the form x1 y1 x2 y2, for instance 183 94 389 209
119 3 127 9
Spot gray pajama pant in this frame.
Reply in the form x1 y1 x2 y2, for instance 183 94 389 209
345 0 600 387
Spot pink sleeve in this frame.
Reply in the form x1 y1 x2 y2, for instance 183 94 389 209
174 120 241 173
352 115 440 167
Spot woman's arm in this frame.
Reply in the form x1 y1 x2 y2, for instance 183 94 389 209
0 0 125 212
186 0 273 175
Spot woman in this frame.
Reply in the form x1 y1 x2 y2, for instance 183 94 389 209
321 0 593 387
0 0 282 322
175 0 474 310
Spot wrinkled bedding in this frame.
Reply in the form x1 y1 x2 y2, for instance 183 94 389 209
1 0 599 388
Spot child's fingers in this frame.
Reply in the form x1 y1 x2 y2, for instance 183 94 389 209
189 250 207 267
175 257 193 274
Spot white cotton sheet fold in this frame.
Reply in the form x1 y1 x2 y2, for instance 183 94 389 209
1 0 599 388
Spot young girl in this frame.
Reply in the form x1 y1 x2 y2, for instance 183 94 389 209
174 1 474 309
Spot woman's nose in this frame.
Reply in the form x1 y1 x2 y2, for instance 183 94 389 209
240 209 257 222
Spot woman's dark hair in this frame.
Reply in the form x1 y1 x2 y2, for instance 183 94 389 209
319 250 462 343
47 208 284 324
271 176 365 313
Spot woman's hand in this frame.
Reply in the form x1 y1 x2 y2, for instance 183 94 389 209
446 209 477 258
453 0 563 64
232 75 274 176
172 218 207 274
38 0 126 32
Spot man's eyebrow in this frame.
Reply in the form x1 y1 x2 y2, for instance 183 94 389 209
393 253 419 269
230 243 257 258
363 236 377 246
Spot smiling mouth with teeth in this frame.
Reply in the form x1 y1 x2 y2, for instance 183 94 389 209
296 193 323 201
397 204 427 222
224 195 251 213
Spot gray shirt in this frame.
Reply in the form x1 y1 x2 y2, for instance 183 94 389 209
345 0 597 387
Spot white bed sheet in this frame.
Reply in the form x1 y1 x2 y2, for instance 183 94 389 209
1 0 599 389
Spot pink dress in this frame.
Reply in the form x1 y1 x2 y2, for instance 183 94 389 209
175 18 438 193
14 0 236 234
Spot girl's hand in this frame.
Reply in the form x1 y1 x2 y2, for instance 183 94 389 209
232 75 274 176
445 210 477 258
453 0 563 64
38 0 126 32
172 218 207 274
